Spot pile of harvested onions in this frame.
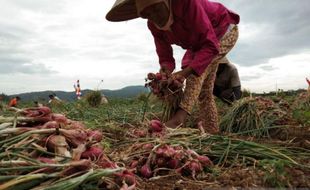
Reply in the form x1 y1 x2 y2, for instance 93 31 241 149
114 121 310 172
0 106 136 190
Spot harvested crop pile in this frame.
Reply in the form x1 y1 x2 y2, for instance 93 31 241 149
1 94 310 189
85 90 102 107
220 96 288 138
115 129 310 167
111 122 310 188
0 106 136 190
293 92 310 108
292 92 310 126
128 143 212 180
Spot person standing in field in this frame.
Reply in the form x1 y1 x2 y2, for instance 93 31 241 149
8 96 20 107
306 78 310 94
213 57 242 105
74 80 82 100
106 0 239 133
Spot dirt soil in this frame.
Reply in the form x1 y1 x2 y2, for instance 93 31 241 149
136 166 310 189
137 171 255 190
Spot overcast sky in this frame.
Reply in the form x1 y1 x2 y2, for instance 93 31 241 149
0 0 309 95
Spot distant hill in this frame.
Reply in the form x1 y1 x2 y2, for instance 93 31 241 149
9 85 149 102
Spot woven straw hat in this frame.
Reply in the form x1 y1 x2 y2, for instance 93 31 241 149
218 57 230 64
106 0 138 22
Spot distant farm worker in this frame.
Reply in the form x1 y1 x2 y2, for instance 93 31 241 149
213 57 242 105
48 94 62 104
306 78 310 94
73 80 82 100
106 0 240 133
8 96 20 107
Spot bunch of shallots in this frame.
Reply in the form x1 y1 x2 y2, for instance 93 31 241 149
145 72 184 99
128 143 213 179
145 72 185 121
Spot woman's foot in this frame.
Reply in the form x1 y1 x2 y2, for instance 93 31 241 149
165 108 188 129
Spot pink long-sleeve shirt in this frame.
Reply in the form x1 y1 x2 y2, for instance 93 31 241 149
148 0 240 76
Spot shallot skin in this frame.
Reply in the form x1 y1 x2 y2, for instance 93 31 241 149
140 164 152 178
149 119 164 132
81 146 104 160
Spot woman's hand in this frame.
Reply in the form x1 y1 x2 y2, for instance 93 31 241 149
168 67 194 84
177 67 194 78
159 66 173 76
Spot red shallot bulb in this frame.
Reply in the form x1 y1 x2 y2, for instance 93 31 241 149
81 146 103 160
149 120 163 132
140 164 152 178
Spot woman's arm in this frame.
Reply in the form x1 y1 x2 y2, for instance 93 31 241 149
181 0 220 76
148 22 175 74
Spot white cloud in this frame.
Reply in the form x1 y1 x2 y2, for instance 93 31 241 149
238 52 310 93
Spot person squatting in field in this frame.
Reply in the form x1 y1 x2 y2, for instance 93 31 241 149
8 96 21 107
48 94 62 105
106 0 240 134
213 57 242 105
